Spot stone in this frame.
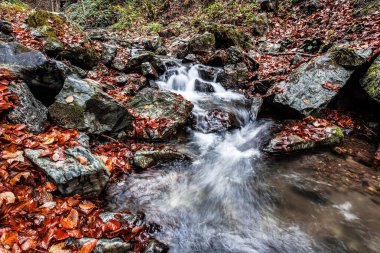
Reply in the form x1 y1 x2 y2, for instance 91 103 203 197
202 23 251 50
71 238 130 253
7 81 48 133
207 50 228 67
99 212 145 226
125 52 165 75
48 75 133 134
194 79 215 93
127 88 193 140
266 125 344 153
144 240 168 253
188 32 215 53
258 42 282 53
141 62 158 78
170 40 189 59
353 0 380 17
216 63 249 89
58 44 99 70
226 46 243 65
193 109 240 133
143 37 162 51
0 20 12 35
24 146 110 196
251 13 269 35
101 43 117 65
134 148 187 169
0 42 77 101
259 0 278 12
249 97 263 120
155 46 167 56
360 55 380 103
272 47 366 116
158 27 180 38
111 57 126 71
182 54 197 63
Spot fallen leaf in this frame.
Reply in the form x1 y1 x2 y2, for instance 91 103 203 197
79 239 97 253
65 96 74 103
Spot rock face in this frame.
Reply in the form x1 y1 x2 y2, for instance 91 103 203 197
360 55 380 103
0 42 77 100
134 148 187 169
202 23 250 50
49 75 133 134
24 146 110 196
127 88 193 140
7 81 48 133
273 47 366 115
124 52 165 75
189 32 215 53
217 63 249 89
266 124 344 153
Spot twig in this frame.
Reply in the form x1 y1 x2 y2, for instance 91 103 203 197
100 134 121 144
265 52 316 57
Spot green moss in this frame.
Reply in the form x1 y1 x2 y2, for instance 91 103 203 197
27 10 64 28
15 44 31 53
49 102 86 130
360 57 380 102
328 127 344 143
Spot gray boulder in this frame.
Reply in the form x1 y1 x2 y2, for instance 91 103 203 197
125 52 165 75
48 75 133 134
24 146 110 196
360 55 380 103
99 212 145 226
273 47 367 115
101 43 117 65
141 62 158 78
216 62 249 89
7 81 47 133
127 88 193 140
189 32 215 53
193 109 240 133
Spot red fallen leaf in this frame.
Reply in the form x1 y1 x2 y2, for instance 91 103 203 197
0 85 8 91
79 239 98 253
39 149 54 158
66 197 80 207
375 151 380 161
131 226 143 234
78 201 96 214
20 238 36 251
41 228 55 249
45 182 57 192
0 69 10 76
61 209 79 229
0 80 9 86
54 228 69 241
0 231 18 248
105 220 121 231
9 172 30 186
67 229 83 238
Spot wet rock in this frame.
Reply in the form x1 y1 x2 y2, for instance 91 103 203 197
125 52 165 75
27 10 65 28
217 63 249 89
329 46 367 69
170 40 189 59
207 50 228 67
144 240 168 253
194 79 215 93
189 32 215 53
24 146 110 196
251 13 269 35
0 20 12 35
226 46 243 65
259 0 278 12
141 62 158 78
111 57 126 71
158 27 180 38
58 44 99 70
0 42 76 101
71 238 130 253
272 47 366 116
266 125 344 153
43 39 63 55
7 81 47 133
49 75 133 134
290 177 331 204
197 65 220 81
182 54 197 63
127 88 193 140
99 212 145 226
360 55 380 103
0 32 13 42
353 0 380 17
143 37 162 52
193 109 240 133
134 148 187 169
101 43 117 65
155 46 167 56
249 97 263 120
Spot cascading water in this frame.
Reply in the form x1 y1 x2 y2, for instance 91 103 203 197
106 61 317 252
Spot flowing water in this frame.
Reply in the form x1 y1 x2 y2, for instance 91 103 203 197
106 61 380 253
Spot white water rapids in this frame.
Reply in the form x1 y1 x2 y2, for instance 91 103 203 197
107 61 317 252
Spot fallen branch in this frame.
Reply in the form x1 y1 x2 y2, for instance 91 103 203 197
265 52 316 57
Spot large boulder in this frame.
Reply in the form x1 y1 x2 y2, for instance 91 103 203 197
353 0 380 17
272 47 367 115
134 148 187 169
124 52 165 75
192 109 240 133
71 238 131 253
360 55 380 103
216 62 249 89
48 75 133 134
24 146 110 196
127 88 193 140
188 32 215 53
0 42 79 102
7 81 48 133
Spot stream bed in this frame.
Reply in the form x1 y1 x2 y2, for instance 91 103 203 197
105 61 380 253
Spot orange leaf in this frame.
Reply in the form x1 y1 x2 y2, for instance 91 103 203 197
79 239 98 253
78 201 95 214
105 220 121 231
76 156 88 165
61 209 79 229
0 231 18 247
54 228 69 241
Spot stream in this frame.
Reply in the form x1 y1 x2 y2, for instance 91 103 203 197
106 61 380 253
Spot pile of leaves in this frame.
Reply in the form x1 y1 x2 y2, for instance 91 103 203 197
0 69 17 114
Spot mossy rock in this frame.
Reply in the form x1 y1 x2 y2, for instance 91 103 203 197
200 22 251 50
58 45 99 69
360 55 380 103
27 10 65 28
189 32 215 53
353 0 380 17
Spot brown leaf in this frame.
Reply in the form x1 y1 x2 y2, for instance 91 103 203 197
79 239 97 253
